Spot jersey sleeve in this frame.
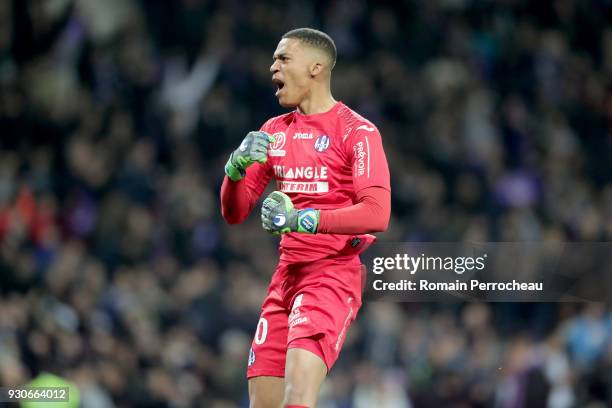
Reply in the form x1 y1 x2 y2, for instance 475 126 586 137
243 160 273 200
346 125 391 193
317 186 390 234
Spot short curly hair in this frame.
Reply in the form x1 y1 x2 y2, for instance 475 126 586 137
282 28 337 70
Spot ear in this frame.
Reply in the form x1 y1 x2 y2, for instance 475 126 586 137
309 62 324 77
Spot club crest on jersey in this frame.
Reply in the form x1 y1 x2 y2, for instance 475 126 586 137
270 132 286 157
314 135 330 152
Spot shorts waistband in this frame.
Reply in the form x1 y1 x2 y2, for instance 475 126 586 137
278 254 361 274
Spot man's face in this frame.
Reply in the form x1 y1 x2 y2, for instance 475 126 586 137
270 38 314 108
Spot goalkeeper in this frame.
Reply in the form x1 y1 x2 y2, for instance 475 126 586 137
221 28 390 408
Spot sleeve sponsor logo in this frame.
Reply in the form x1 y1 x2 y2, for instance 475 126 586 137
353 139 370 178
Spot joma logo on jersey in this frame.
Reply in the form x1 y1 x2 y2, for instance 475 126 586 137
293 132 313 140
273 165 328 179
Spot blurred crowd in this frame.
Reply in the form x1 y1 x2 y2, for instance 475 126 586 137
1 0 611 407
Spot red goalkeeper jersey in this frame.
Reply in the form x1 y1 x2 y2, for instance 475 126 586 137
224 102 390 263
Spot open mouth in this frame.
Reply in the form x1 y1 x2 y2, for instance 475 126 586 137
272 78 285 95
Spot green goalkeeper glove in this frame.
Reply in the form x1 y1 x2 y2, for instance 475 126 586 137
225 131 275 181
261 191 319 235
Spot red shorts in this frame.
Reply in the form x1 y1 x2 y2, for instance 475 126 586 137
246 255 365 378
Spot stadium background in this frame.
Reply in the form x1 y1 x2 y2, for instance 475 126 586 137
1 0 611 406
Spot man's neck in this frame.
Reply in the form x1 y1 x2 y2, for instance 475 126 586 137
297 88 337 115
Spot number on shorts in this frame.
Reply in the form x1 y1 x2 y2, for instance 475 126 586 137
254 317 268 345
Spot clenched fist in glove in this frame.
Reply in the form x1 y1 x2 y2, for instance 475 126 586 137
225 131 275 181
261 191 319 235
